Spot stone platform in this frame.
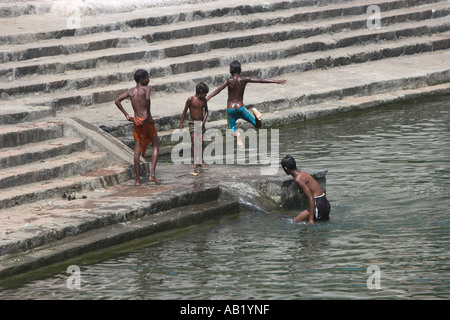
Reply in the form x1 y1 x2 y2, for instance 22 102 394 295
0 162 326 280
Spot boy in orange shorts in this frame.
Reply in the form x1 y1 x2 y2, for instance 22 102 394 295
115 69 160 186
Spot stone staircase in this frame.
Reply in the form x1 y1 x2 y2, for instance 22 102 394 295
0 106 142 209
0 0 449 202
0 0 449 273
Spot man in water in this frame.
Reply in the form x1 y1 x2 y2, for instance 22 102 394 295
281 155 330 224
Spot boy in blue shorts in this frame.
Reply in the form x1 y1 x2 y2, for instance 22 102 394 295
206 60 286 148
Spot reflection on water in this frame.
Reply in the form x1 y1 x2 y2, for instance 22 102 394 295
0 98 449 299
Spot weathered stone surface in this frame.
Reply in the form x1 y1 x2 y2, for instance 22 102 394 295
256 171 327 209
0 163 325 279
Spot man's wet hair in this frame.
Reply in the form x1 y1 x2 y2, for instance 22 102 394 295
281 155 297 171
134 69 149 83
230 60 242 74
196 82 209 95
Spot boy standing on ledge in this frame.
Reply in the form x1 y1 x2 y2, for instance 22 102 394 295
180 82 209 168
115 69 160 186
281 155 331 224
206 60 286 148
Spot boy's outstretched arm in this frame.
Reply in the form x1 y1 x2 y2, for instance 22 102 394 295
180 97 192 129
115 92 133 122
248 78 287 84
206 80 228 101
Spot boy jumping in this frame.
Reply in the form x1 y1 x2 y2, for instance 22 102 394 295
206 60 286 148
115 69 160 186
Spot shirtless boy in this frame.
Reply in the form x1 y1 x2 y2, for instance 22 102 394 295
281 155 331 224
180 82 209 168
206 60 286 148
115 69 160 186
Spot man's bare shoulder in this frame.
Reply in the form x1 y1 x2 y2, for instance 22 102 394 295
296 171 314 183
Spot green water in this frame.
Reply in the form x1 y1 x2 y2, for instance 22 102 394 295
0 97 449 299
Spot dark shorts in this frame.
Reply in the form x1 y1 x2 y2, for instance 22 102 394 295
189 120 206 135
314 194 331 221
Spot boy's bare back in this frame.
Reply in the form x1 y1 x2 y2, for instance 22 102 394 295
226 75 249 109
129 85 151 119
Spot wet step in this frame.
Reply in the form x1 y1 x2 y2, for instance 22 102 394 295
0 164 132 209
0 194 240 274
0 150 108 189
0 183 223 254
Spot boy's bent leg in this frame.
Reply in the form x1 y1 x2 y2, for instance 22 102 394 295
149 135 160 184
251 108 262 128
251 108 262 120
134 140 142 186
239 106 261 129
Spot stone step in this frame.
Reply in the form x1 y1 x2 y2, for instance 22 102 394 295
0 163 133 209
1 0 445 65
153 83 450 149
0 1 53 19
8 30 447 131
0 0 366 45
0 120 64 148
0 186 236 269
0 137 86 169
0 115 142 208
0 105 55 125
1 1 448 82
0 150 108 189
0 0 218 19
76 50 450 148
1 1 447 83
2 25 449 112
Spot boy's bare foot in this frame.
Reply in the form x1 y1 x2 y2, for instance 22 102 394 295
235 132 244 149
149 176 160 184
135 180 141 186
251 107 263 120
